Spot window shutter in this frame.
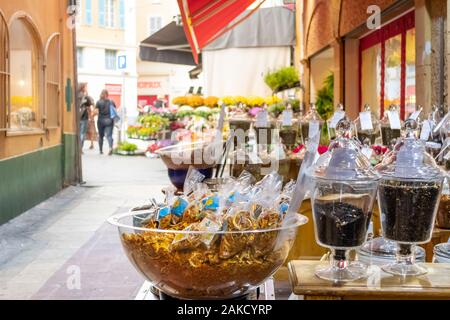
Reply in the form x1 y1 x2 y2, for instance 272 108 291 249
99 0 105 27
119 0 125 29
84 0 92 25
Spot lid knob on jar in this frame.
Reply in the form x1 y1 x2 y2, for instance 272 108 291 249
403 118 418 138
336 117 352 137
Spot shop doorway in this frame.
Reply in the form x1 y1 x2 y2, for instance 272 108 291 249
105 84 123 110
359 10 415 120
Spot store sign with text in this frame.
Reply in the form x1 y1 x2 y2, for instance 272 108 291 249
138 81 162 89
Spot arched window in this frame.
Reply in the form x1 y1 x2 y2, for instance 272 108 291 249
45 34 61 128
9 16 43 130
0 11 8 130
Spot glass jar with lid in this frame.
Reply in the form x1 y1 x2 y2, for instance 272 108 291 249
278 103 299 150
376 119 445 276
355 104 381 145
380 105 402 147
436 175 450 229
307 118 380 282
433 242 450 263
300 103 324 144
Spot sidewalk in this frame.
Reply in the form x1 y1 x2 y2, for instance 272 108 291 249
0 144 169 299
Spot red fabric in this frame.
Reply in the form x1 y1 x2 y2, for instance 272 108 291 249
177 0 258 64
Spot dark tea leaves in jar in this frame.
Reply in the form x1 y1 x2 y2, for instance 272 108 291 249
314 195 372 248
378 180 441 243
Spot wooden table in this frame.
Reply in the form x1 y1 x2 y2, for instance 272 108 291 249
288 260 450 300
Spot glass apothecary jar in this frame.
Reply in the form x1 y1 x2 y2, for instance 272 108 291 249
355 104 380 145
436 175 450 229
433 242 450 263
300 103 324 144
376 119 445 276
380 105 402 147
308 119 380 282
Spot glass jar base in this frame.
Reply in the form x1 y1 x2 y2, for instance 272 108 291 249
315 261 368 282
381 262 428 276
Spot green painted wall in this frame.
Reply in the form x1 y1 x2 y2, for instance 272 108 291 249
0 145 63 225
63 133 78 185
0 133 78 225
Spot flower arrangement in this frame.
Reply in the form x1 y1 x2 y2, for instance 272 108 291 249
204 96 219 108
222 96 237 106
176 105 195 118
126 126 140 139
186 95 204 108
265 95 282 106
194 106 213 119
246 96 265 107
172 96 188 106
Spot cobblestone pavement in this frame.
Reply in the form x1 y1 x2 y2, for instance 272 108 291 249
0 144 170 300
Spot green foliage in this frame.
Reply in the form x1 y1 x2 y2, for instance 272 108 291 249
138 114 169 130
286 99 301 113
194 106 213 119
315 72 334 120
268 103 286 118
320 122 330 146
117 142 138 152
264 67 300 92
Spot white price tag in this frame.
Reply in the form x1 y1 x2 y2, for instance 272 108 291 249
361 147 373 159
255 110 268 127
359 111 374 131
282 110 293 126
409 110 421 121
387 111 401 130
329 111 346 129
420 120 432 141
308 121 320 139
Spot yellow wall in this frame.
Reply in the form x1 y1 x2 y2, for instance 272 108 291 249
0 0 76 159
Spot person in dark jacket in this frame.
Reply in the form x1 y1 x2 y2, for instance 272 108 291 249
95 89 116 155
78 83 94 152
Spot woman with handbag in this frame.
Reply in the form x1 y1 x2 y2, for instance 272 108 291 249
95 89 117 155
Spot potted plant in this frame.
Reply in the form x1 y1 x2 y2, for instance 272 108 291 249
115 142 138 155
264 67 301 93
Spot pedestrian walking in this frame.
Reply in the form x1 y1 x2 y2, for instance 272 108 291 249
78 84 94 153
95 89 117 155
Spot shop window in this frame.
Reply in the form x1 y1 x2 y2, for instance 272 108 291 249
105 0 116 28
9 17 43 130
0 11 9 131
310 47 334 105
149 16 162 36
105 49 117 70
77 47 84 69
45 34 60 128
359 11 415 120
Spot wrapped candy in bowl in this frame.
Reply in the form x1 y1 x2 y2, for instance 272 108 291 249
108 208 305 299
108 171 307 300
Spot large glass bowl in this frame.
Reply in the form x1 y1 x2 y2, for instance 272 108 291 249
108 210 307 300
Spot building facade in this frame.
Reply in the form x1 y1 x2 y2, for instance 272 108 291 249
0 0 78 224
135 0 203 118
297 0 448 120
76 0 137 119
